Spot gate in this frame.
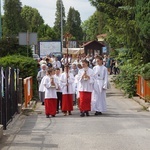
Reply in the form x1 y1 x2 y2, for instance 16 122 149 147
0 67 20 130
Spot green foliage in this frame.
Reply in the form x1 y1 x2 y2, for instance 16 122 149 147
53 0 66 40
113 48 143 98
0 38 32 57
3 0 27 37
140 63 150 80
21 6 44 32
114 63 139 98
0 55 38 97
89 0 150 63
38 24 57 40
66 7 83 41
82 11 106 41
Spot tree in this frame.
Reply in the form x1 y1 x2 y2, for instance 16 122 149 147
0 38 32 57
21 6 44 32
82 11 106 41
89 0 150 63
3 0 27 37
38 24 57 41
135 0 150 63
66 7 83 41
53 0 66 40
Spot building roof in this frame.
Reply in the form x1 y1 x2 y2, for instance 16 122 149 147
97 34 107 38
81 40 105 47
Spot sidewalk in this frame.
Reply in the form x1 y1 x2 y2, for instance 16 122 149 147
109 75 150 111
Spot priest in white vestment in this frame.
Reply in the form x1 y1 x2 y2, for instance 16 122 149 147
91 56 108 115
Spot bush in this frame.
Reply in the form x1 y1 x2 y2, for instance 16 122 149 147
0 38 33 57
0 55 38 98
140 62 150 80
114 63 140 98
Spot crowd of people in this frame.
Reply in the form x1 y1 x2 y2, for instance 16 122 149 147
36 53 115 118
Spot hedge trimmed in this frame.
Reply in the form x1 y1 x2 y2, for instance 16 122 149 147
0 55 38 98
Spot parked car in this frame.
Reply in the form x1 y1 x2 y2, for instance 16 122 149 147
49 52 63 61
33 54 40 60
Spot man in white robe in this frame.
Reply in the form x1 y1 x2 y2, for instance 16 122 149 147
92 56 108 115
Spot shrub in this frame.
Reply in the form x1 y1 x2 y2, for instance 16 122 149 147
140 62 150 80
0 38 33 57
114 63 140 98
0 55 38 98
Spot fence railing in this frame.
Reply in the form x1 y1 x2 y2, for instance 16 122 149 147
136 75 150 102
0 67 20 130
24 76 33 108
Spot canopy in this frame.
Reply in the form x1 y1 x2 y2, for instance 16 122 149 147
62 48 84 55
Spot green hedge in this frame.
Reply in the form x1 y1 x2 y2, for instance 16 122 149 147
0 55 38 98
114 63 140 98
140 62 150 80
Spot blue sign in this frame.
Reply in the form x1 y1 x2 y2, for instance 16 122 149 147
102 47 107 53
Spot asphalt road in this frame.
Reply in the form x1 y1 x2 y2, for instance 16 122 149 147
0 84 150 150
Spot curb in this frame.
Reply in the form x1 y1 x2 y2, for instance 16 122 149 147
132 96 150 111
21 100 37 114
0 100 37 139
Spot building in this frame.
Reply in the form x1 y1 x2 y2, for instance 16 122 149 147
82 40 105 56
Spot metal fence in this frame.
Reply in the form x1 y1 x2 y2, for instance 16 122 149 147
0 67 20 130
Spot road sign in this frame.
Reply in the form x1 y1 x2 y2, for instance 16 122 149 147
19 32 37 45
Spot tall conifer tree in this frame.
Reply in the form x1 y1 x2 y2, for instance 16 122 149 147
66 7 83 41
3 0 26 37
53 0 66 40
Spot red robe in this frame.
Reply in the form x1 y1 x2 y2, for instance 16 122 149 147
62 94 73 111
79 91 92 111
45 98 57 115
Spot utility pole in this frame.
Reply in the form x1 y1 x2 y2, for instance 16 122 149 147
60 0 63 52
0 0 2 39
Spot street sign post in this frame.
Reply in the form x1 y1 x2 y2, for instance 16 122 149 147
19 32 37 56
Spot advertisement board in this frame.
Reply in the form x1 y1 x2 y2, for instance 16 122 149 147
39 41 61 57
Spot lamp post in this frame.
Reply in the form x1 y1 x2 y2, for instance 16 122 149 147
60 0 63 52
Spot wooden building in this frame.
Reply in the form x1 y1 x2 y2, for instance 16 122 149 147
82 40 105 56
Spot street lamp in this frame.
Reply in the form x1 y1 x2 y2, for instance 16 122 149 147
60 0 63 52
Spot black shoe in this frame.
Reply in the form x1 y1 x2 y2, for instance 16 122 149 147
68 111 72 115
95 111 102 116
46 115 49 118
85 111 90 116
95 111 99 116
52 115 55 117
80 112 85 117
98 112 102 115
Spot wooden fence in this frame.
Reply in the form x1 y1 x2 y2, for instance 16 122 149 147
136 75 150 102
24 76 33 108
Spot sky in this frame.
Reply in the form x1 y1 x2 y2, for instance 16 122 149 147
1 0 96 27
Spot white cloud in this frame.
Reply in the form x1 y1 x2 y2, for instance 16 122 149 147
1 0 96 27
